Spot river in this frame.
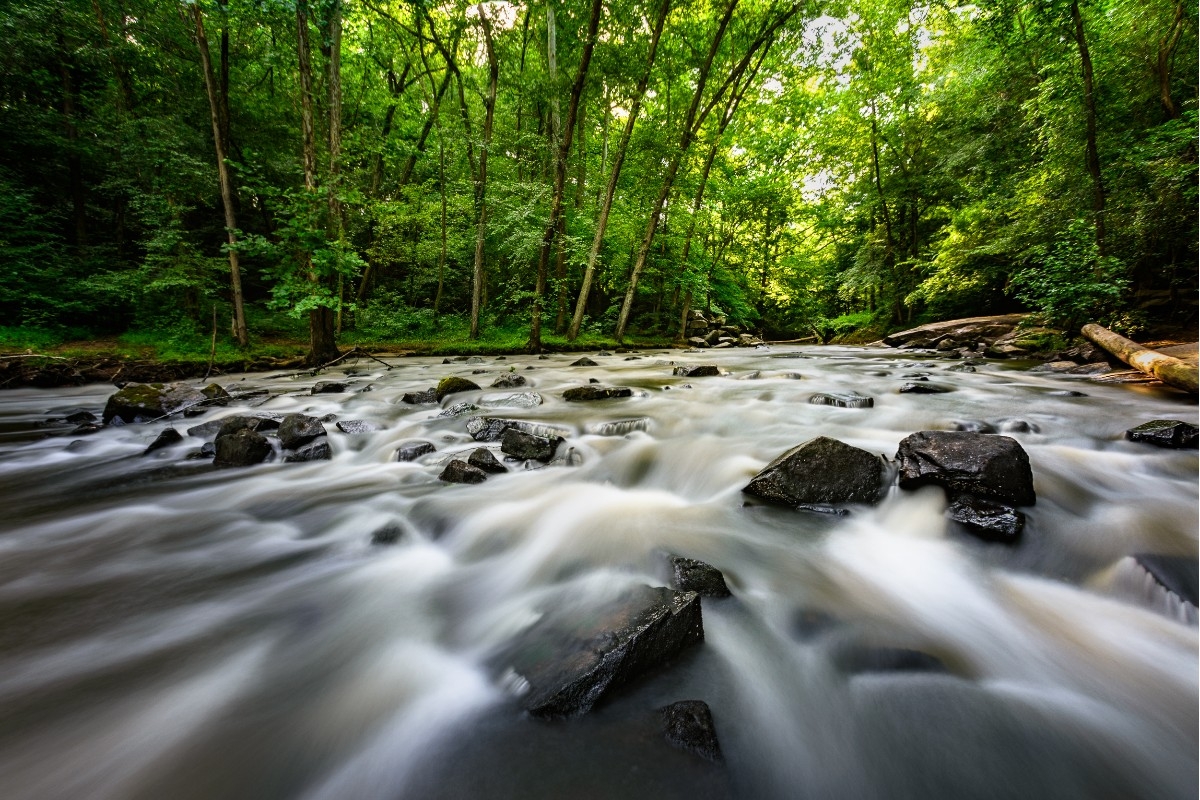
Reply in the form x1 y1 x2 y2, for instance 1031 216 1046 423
0 346 1195 800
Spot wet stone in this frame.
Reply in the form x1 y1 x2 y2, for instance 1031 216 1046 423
438 402 480 418
65 410 97 424
660 700 723 763
480 392 543 409
946 495 1025 542
402 389 438 404
807 392 874 409
467 447 507 474
396 440 436 461
673 365 720 378
216 415 280 440
278 414 327 450
103 382 209 424
436 376 481 402
213 428 272 468
1125 420 1199 450
570 357 599 367
900 382 951 394
143 427 183 455
952 420 997 434
744 436 885 507
832 644 948 676
1133 554 1199 605
947 364 977 373
896 431 1035 506
999 419 1038 433
466 356 485 364
562 386 633 401
670 556 731 598
490 374 528 389
370 522 406 545
335 420 382 434
1048 390 1087 397
285 438 332 463
499 585 704 718
500 429 561 462
439 459 488 484
311 381 348 394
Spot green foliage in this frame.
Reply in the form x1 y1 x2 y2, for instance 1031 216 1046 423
1009 219 1129 331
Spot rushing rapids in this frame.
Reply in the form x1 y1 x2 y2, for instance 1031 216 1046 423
0 346 1195 800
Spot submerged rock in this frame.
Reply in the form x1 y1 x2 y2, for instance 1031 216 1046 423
673 365 720 378
743 436 885 507
895 431 1035 506
278 414 327 450
402 389 437 404
1125 420 1199 449
438 402 480 418
284 438 331 462
490 374 528 389
899 382 952 394
439 459 488 484
370 522 406 545
1133 553 1199 605
213 428 272 468
562 386 633 401
143 427 183 455
946 495 1025 542
660 700 723 763
807 392 874 409
832 644 948 675
436 376 481 401
335 419 382 434
501 585 704 718
311 381 348 394
586 418 651 436
468 447 507 474
669 556 731 598
501 429 561 462
570 357 599 367
396 440 436 461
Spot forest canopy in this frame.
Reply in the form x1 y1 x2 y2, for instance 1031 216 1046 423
0 0 1195 362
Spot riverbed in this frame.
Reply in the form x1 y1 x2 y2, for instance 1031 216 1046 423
0 346 1195 800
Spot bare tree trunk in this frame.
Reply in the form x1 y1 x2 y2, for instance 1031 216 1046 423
192 4 248 347
470 4 499 340
568 0 671 341
56 31 86 248
434 135 447 322
1157 0 1185 120
1082 323 1198 392
328 0 345 334
529 0 603 351
1070 0 1106 257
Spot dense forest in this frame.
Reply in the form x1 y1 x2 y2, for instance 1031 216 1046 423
0 0 1195 363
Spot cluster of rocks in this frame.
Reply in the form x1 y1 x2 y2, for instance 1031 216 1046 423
683 310 764 349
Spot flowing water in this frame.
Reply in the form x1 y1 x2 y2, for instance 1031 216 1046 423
0 347 1195 800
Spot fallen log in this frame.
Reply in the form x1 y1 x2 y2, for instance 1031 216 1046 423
1081 323 1198 393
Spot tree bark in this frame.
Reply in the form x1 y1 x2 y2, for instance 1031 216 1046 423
192 4 248 347
1082 323 1197 393
1156 0 1185 120
328 0 345 334
1070 0 1106 257
567 0 671 341
529 0 603 351
470 4 499 340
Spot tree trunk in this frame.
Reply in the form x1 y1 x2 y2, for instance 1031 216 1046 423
1070 0 1106 257
567 0 672 341
328 0 345 334
192 5 248 347
1082 323 1197 393
470 4 499 340
434 135 447 322
529 0 603 351
56 31 86 248
1156 0 1184 120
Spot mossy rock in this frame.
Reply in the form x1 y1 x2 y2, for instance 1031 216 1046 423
104 382 207 423
436 376 481 401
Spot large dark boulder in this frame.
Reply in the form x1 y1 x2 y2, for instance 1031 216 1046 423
673 365 720 378
501 429 561 462
895 431 1035 506
669 556 731 598
213 428 272 468
436 376 481 401
103 382 208 423
217 415 281 439
1125 420 1199 449
402 388 437 404
946 495 1025 542
284 438 332 462
500 585 704 718
143 427 183 455
468 447 507 474
439 459 488 484
660 700 722 763
743 436 885 507
562 386 633 401
278 414 327 449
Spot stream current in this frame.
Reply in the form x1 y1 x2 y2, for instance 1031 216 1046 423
0 346 1195 800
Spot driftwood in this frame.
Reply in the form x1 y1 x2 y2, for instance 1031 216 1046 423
765 336 818 345
273 347 394 380
1081 323 1198 393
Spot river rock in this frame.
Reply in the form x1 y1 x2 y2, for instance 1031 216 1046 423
946 495 1025 542
1133 554 1199 605
103 382 209 423
895 431 1035 506
438 402 480 418
278 414 327 449
143 427 183 455
396 440 436 461
687 337 708 348
562 386 633 401
673 365 719 378
743 436 885 507
831 644 947 675
807 392 874 408
466 356 485 364
586 418 651 436
669 556 731 598
900 383 952 394
947 363 977 373
468 447 507 474
952 420 997 434
335 419 382 434
501 585 704 718
213 428 272 468
216 415 280 440
284 438 332 462
570 357 599 367
466 416 572 442
480 392 543 409
402 389 437 404
490 374 528 389
501 429 561 462
370 522 407 545
660 700 722 763
436 376 481 401
1124 420 1199 449
439 459 488 484
311 381 348 394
